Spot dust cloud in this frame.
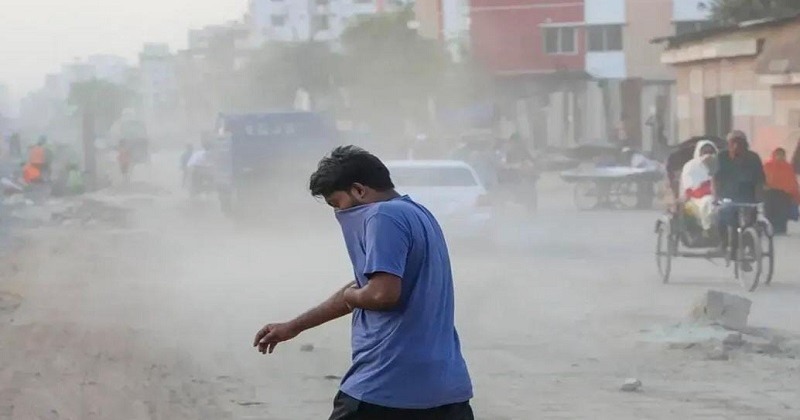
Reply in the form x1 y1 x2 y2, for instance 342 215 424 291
2 1 800 419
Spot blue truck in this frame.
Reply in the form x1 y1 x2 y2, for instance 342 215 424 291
213 111 338 217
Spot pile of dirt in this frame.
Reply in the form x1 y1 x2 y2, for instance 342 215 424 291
640 289 800 360
50 198 131 228
662 326 800 360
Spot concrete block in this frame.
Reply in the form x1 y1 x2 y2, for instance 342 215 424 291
690 290 752 331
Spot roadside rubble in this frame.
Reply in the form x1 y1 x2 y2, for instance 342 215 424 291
689 290 752 331
620 378 642 392
9 196 131 228
640 290 800 361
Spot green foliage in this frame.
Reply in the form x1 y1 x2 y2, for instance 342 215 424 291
68 79 132 134
340 7 449 105
703 0 800 24
218 5 480 140
234 42 339 110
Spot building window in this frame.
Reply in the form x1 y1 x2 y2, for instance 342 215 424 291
675 20 715 36
271 15 287 26
704 95 732 139
543 27 576 54
587 25 622 52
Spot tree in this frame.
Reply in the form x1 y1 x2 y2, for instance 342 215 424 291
338 6 451 144
68 79 132 135
233 42 339 111
702 0 800 24
68 79 132 188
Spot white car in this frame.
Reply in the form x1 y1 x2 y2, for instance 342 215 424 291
385 160 493 240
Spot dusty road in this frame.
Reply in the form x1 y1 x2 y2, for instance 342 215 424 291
1 154 799 419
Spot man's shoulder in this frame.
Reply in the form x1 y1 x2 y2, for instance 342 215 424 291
372 197 419 219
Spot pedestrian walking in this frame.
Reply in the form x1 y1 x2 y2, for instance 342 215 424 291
253 146 474 420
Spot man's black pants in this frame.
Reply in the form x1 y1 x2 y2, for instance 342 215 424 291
329 392 474 420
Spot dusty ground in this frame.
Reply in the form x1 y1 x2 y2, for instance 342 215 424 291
1 154 799 419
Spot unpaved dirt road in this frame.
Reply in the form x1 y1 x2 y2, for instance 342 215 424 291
1 153 799 419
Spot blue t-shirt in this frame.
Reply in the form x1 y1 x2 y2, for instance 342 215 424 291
334 195 473 409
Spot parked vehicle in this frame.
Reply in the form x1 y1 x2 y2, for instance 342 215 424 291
385 160 493 240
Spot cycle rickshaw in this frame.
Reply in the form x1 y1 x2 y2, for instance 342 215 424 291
560 143 663 210
655 137 775 291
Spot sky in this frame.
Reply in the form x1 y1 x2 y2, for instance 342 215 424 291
0 0 246 102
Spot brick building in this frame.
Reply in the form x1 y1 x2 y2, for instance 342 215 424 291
659 14 800 158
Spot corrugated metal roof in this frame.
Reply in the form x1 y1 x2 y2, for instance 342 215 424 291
651 13 800 49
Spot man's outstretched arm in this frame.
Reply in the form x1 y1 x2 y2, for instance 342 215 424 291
254 281 355 354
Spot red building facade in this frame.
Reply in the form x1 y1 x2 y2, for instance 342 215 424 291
469 0 585 75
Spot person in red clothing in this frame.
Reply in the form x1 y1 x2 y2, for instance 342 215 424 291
764 147 800 234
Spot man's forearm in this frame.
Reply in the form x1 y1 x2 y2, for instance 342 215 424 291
287 281 355 334
343 285 399 311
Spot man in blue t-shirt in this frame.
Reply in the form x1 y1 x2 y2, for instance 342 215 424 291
254 146 473 419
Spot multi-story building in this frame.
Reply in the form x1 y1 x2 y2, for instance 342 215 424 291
0 83 11 119
467 0 712 150
86 55 131 86
414 0 471 61
138 43 178 127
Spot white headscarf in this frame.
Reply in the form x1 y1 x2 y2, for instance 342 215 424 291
679 140 718 199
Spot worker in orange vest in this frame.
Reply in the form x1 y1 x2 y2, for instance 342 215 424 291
22 162 42 184
29 141 46 166
28 136 54 182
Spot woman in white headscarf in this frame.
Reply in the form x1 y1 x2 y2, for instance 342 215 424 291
679 140 719 231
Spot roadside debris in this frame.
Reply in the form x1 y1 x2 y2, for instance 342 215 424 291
690 290 751 331
706 347 730 361
639 292 800 360
620 378 642 392
10 197 131 228
722 333 745 348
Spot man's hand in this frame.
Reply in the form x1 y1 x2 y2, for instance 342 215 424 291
253 322 300 354
252 282 355 355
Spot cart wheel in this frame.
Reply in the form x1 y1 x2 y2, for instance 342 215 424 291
736 227 762 292
612 181 638 209
656 223 673 283
761 230 775 285
574 181 599 210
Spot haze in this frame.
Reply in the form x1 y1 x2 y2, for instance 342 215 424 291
0 0 244 97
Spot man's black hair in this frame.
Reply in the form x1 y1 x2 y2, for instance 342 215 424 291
309 145 394 197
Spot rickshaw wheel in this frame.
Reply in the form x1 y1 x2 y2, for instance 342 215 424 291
761 231 775 285
736 227 762 292
612 181 638 209
656 222 673 284
574 181 599 211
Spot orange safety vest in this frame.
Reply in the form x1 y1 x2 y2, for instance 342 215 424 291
23 163 41 183
29 145 46 165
